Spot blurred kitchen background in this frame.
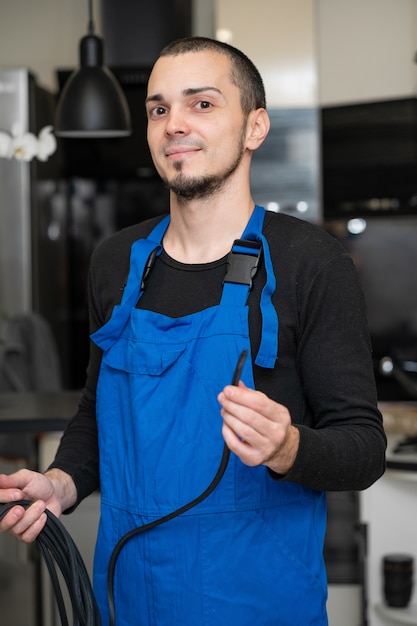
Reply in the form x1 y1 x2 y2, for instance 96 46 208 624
1 1 417 625
1 0 416 396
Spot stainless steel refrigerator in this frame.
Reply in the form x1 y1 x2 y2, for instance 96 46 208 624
0 68 41 316
0 67 85 388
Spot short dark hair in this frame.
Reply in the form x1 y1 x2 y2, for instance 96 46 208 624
158 36 267 114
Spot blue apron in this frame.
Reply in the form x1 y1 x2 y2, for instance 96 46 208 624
91 206 328 626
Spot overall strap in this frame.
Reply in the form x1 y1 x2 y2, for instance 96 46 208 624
221 206 278 369
221 239 262 308
144 214 171 246
91 216 170 350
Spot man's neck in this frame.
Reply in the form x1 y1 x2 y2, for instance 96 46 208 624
164 192 255 264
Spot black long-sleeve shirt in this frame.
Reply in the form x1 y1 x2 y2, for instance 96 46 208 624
50 210 386 507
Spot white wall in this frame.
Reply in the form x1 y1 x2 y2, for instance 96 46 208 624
0 0 211 94
0 0 416 101
316 0 417 105
215 0 317 108
215 0 417 107
0 0 102 91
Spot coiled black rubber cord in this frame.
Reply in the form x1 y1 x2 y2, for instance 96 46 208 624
0 500 101 626
0 350 247 626
107 349 248 626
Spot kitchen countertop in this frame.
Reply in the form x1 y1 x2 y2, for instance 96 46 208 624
379 402 417 472
0 390 81 433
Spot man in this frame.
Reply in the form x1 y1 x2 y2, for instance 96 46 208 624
0 37 385 625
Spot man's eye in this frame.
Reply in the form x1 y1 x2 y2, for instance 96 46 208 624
196 101 212 110
149 106 166 117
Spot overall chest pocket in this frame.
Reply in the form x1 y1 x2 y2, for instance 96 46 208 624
102 336 185 375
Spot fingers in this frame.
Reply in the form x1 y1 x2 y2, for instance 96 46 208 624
0 501 47 543
0 475 25 515
0 470 50 543
0 469 35 494
219 383 281 422
218 384 288 435
218 384 291 466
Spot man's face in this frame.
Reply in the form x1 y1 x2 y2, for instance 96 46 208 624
145 50 249 200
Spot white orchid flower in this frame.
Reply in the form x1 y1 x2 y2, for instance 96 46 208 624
0 131 12 158
10 121 24 138
0 122 57 162
37 125 57 161
10 130 39 161
7 121 38 161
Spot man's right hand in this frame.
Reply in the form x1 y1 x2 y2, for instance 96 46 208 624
0 468 76 543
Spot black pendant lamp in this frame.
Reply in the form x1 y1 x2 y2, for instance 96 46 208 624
55 0 131 138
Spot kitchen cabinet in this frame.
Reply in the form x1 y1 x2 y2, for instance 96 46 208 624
361 461 417 624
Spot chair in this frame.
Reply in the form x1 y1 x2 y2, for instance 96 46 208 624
0 311 62 463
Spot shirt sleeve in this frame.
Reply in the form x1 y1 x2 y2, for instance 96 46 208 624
270 249 386 491
47 269 103 507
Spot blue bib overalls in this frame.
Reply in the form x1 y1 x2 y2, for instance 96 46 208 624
91 206 328 626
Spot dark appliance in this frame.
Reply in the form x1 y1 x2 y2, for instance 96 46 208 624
325 216 417 400
321 98 417 219
101 0 193 67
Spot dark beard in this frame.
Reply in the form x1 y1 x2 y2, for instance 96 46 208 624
167 170 232 200
164 131 246 201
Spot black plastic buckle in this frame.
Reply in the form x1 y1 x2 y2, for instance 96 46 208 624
224 239 262 290
140 248 158 290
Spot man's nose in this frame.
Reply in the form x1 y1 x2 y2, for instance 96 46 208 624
165 107 189 136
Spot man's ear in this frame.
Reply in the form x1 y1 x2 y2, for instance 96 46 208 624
245 108 270 151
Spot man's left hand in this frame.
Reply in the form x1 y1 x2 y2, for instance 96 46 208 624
217 381 300 475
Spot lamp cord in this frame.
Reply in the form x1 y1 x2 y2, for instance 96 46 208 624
87 0 94 34
0 500 101 626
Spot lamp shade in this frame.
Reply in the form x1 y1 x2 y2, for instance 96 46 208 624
55 33 132 138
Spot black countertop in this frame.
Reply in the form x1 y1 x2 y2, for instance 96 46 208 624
0 391 82 433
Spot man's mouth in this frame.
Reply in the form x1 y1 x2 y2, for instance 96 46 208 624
165 145 201 159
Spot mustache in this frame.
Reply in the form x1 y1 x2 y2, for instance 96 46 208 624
162 139 205 153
